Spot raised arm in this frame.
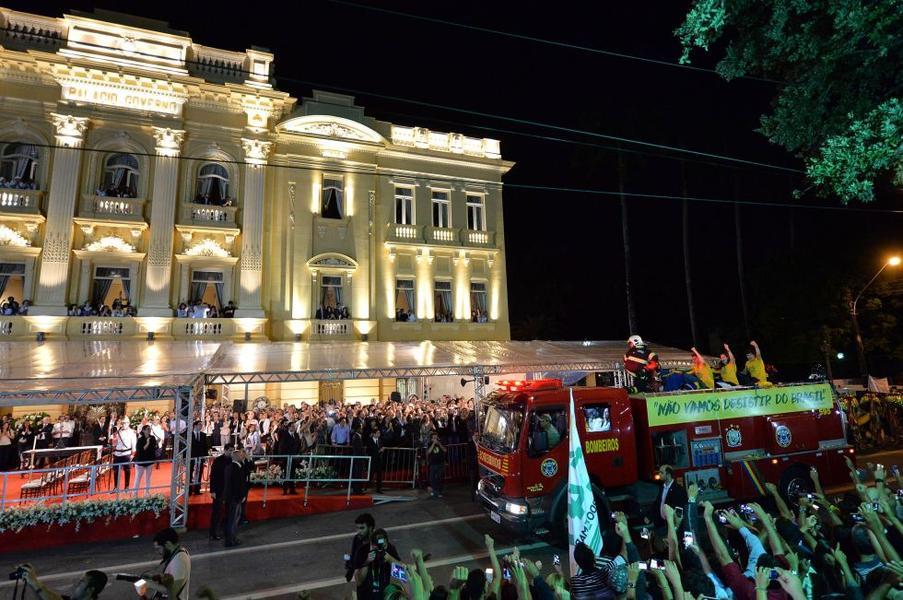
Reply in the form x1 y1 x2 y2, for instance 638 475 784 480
702 502 734 566
765 482 794 521
485 534 501 597
750 340 762 359
724 343 736 365
750 503 785 557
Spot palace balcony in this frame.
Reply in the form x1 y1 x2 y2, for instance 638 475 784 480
0 189 43 216
179 202 239 228
79 195 146 223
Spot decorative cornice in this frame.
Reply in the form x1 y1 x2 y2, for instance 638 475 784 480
241 138 272 165
50 113 89 147
42 231 71 263
152 127 186 157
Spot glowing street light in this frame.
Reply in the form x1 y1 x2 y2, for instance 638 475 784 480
850 255 901 379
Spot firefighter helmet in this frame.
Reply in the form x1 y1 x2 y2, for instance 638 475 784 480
627 335 645 348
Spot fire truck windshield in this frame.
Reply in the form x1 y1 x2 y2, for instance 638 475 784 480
481 405 523 453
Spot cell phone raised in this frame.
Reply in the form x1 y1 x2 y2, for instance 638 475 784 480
718 512 728 524
553 554 560 566
769 569 779 581
484 568 494 584
682 531 695 548
640 527 650 539
390 563 408 583
637 562 649 570
647 559 664 570
673 506 684 521
503 567 512 581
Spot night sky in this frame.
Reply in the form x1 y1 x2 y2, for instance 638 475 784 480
18 1 903 376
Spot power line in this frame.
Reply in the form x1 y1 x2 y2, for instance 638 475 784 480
9 139 897 215
320 0 783 85
505 183 903 215
275 77 803 174
4 25 801 174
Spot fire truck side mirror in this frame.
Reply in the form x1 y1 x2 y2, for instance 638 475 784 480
460 378 468 388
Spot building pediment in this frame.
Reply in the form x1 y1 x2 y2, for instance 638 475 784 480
307 253 358 270
276 115 384 145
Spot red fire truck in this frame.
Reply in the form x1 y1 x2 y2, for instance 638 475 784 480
476 379 853 534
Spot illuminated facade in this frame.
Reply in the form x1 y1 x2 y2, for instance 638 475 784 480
0 7 513 343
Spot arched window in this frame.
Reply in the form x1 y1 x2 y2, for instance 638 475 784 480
194 163 230 205
0 143 39 188
100 153 140 198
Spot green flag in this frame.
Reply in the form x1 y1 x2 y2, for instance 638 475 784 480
567 388 602 574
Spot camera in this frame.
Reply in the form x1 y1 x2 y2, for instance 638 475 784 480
9 567 25 581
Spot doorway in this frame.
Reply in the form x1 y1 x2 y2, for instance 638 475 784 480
319 380 343 405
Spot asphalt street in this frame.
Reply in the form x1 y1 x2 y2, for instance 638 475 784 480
2 486 562 600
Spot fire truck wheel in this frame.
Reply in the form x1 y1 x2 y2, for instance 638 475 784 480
549 483 611 543
779 463 814 502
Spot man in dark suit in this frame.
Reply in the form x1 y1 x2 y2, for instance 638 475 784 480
648 464 688 531
350 422 365 494
208 444 232 541
189 421 208 495
222 448 248 547
276 422 300 495
365 428 385 494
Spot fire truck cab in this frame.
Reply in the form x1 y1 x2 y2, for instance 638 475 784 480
476 379 852 535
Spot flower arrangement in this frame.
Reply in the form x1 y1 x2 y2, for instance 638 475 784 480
0 494 167 533
250 463 283 484
13 412 50 430
130 407 160 428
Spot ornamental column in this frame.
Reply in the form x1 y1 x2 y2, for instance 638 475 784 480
32 114 89 315
141 127 185 316
235 138 272 317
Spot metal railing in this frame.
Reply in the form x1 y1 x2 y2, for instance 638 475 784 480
2 456 174 510
187 453 371 507
315 443 473 488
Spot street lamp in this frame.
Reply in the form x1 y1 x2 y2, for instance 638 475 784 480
850 255 901 379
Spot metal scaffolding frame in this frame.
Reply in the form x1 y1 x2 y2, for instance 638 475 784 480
0 376 201 530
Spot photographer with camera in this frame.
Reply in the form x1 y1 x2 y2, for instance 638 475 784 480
352 527 400 600
13 564 107 600
143 527 190 600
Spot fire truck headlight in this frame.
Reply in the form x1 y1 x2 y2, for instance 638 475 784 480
505 501 528 515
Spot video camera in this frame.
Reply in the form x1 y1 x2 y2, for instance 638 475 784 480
8 567 25 580
115 573 166 600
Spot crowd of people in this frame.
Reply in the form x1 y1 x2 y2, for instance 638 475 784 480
625 335 774 393
317 304 351 320
0 175 38 189
192 192 234 207
176 300 236 318
0 295 29 315
94 184 137 198
11 458 903 599
67 298 138 317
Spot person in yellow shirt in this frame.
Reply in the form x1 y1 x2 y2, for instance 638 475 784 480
690 347 715 389
718 343 740 386
740 340 773 387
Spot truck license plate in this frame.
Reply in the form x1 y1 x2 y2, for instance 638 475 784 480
490 511 501 523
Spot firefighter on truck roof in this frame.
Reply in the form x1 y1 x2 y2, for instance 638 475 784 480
624 335 661 392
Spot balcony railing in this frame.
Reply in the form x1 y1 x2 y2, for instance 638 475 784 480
426 226 458 245
462 229 495 247
180 203 239 227
311 319 355 340
79 195 145 222
0 189 42 215
0 319 14 336
174 318 236 339
66 317 139 339
388 223 421 242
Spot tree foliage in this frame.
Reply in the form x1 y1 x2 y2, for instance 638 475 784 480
676 0 903 203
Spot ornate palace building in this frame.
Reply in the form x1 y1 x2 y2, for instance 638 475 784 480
0 7 512 344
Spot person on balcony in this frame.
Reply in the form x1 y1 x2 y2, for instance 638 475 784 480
222 301 236 318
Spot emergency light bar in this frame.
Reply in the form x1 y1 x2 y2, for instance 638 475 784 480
496 379 563 392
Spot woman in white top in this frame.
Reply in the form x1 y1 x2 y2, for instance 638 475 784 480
0 421 13 471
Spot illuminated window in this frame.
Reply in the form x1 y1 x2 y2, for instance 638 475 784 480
92 266 131 308
322 176 343 219
319 275 346 315
470 281 488 322
101 154 140 198
0 262 26 303
190 270 224 309
0 143 39 188
195 163 230 204
431 190 450 228
394 186 414 225
466 194 485 231
395 278 415 319
434 280 453 322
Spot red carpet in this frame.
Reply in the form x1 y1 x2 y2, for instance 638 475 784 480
1 465 373 553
